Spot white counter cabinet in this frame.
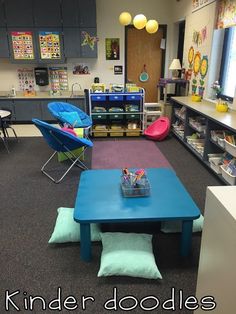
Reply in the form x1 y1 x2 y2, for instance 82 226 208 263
195 186 236 313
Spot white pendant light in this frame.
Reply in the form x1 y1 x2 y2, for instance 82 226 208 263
133 14 147 30
119 12 132 26
146 20 159 34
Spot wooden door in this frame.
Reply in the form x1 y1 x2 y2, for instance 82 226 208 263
126 26 165 102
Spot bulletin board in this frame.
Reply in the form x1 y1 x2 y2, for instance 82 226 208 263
11 31 34 60
38 31 61 60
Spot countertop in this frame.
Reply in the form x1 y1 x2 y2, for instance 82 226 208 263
0 91 85 99
172 96 236 132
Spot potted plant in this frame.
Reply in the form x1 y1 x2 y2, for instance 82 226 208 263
211 80 222 99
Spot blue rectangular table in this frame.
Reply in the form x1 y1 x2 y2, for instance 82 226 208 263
74 168 200 262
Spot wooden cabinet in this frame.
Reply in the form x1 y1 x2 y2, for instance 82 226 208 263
78 0 96 28
61 0 96 28
33 0 62 27
63 28 97 58
1 0 97 60
80 28 97 58
0 0 5 26
63 28 81 58
5 0 34 27
171 96 236 185
14 100 42 121
0 97 85 122
0 28 9 57
61 0 79 27
195 186 236 314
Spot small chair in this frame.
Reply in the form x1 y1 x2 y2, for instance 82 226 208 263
47 102 92 137
144 116 170 141
32 118 93 184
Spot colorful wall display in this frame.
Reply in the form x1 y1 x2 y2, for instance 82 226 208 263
49 67 68 91
105 38 120 60
17 68 35 91
39 32 61 60
73 64 90 75
11 31 34 60
192 26 207 46
217 0 236 29
192 0 216 13
187 45 209 96
81 31 99 50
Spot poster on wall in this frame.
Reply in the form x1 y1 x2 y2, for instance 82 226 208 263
105 38 120 60
217 0 236 29
17 68 35 91
39 31 61 60
11 31 34 60
192 0 216 13
49 67 68 91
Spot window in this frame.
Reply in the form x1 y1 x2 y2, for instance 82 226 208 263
219 27 236 101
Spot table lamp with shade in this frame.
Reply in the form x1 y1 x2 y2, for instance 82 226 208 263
169 59 182 79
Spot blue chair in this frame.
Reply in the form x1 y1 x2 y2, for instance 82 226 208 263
48 101 92 128
32 119 93 184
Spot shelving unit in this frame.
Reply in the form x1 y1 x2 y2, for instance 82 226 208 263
171 96 236 185
157 78 189 119
87 89 145 137
143 102 163 128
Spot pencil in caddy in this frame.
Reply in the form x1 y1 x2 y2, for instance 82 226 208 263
121 168 150 197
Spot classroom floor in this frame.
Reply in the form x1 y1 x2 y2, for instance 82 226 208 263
8 124 42 137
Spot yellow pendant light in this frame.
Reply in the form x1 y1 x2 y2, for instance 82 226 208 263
133 14 147 30
119 12 132 26
146 20 159 34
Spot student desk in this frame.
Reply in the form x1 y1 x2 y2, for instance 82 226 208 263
74 168 200 262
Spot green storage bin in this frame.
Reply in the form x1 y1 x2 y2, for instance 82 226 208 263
126 113 140 120
93 114 107 120
109 114 123 120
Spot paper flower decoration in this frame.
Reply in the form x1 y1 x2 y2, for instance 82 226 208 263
200 55 208 78
81 31 99 50
188 46 194 66
193 51 201 76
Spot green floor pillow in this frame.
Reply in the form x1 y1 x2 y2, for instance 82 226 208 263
98 232 162 279
49 207 101 243
160 214 204 233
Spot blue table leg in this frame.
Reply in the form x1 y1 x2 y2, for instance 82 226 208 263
80 223 91 262
181 220 193 257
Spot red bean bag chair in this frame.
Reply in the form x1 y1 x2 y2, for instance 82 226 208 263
144 116 170 141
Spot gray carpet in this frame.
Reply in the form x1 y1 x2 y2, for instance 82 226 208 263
0 136 222 314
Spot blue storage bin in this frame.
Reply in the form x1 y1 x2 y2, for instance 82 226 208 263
109 95 124 101
91 95 106 101
126 94 141 101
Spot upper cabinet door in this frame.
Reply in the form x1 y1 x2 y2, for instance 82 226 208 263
61 0 78 27
33 0 62 27
80 28 97 58
0 28 9 57
63 28 81 58
5 0 34 27
0 0 5 26
78 0 96 28
61 0 96 28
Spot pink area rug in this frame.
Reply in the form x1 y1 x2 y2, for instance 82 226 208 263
91 139 173 170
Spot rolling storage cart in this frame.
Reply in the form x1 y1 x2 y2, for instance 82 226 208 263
144 102 163 129
86 89 145 137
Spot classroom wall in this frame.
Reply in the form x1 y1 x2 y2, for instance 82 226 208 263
182 1 218 98
0 0 174 92
0 0 219 99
